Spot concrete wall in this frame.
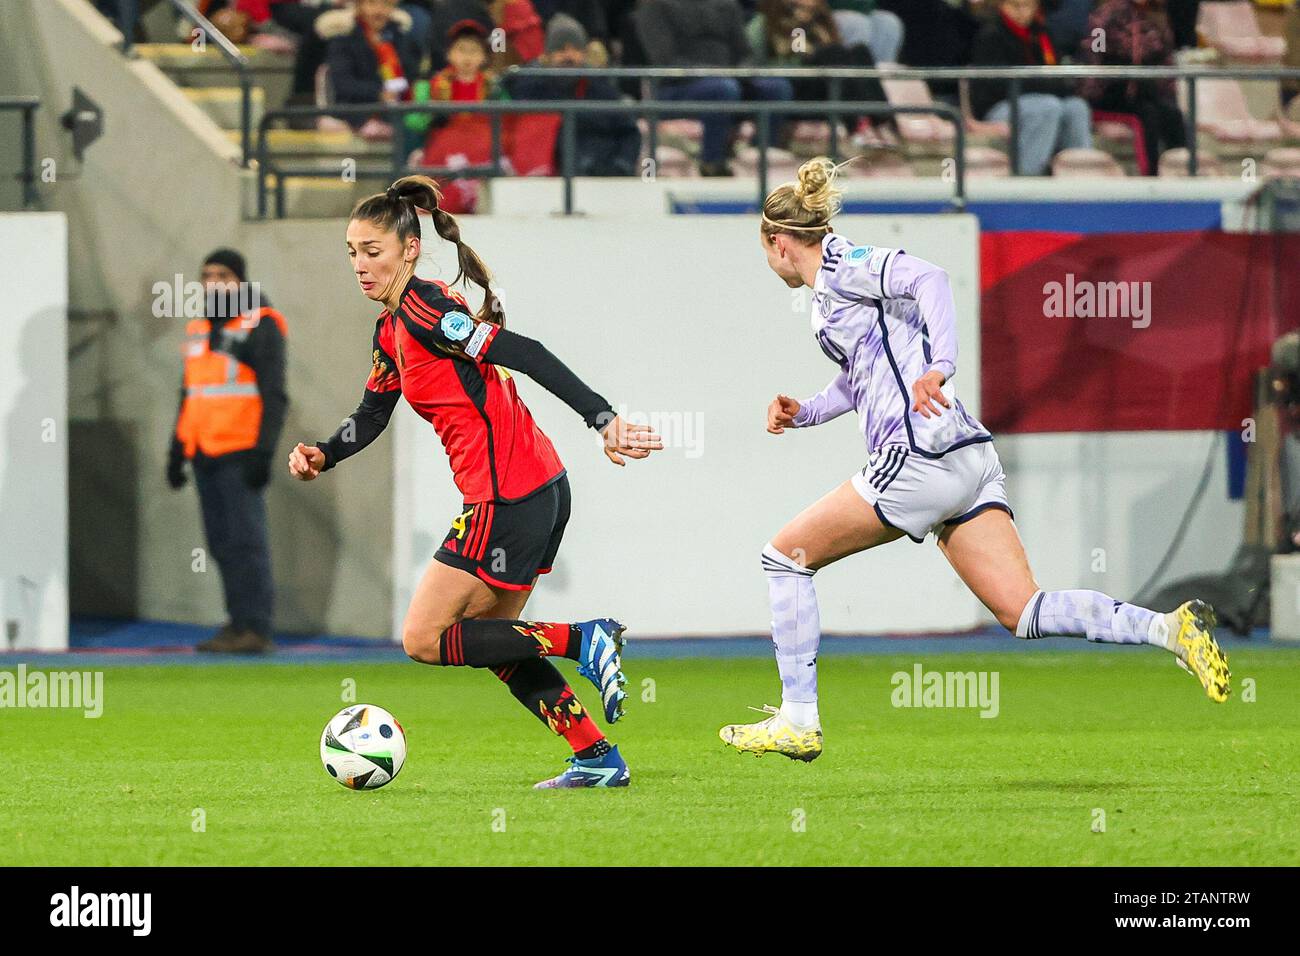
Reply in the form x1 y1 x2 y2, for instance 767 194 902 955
0 0 391 636
0 213 69 649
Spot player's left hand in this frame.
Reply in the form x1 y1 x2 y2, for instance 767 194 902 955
911 370 950 419
600 415 663 467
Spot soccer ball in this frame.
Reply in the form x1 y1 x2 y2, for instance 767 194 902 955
320 704 406 790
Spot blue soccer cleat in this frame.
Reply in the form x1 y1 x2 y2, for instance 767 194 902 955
574 618 628 723
533 744 630 789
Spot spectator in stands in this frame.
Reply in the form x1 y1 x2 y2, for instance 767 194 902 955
505 14 641 175
638 0 794 176
1165 0 1199 51
825 0 904 64
1078 0 1186 176
747 0 887 138
428 0 544 69
168 249 287 655
254 2 348 109
322 0 421 136
488 0 546 67
877 0 981 98
428 0 494 71
417 19 498 212
533 1 611 62
1043 0 1094 58
970 0 1093 175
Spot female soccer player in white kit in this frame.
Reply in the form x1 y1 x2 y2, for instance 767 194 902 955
720 158 1231 761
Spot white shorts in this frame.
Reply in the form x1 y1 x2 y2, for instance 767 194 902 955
850 440 1012 543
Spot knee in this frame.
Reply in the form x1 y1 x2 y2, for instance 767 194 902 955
707 78 742 102
1061 97 1092 127
1031 97 1065 124
401 621 445 664
754 77 793 101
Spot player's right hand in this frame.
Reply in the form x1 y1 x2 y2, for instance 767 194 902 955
767 395 801 434
288 442 325 481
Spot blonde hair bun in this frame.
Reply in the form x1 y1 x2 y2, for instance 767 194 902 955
793 157 843 221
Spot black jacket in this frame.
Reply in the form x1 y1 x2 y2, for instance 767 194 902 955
325 18 422 106
969 15 1076 120
637 0 752 68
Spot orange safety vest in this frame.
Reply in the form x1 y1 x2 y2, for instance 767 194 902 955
175 306 287 458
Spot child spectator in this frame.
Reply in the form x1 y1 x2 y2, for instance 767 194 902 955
970 0 1093 175
417 19 498 211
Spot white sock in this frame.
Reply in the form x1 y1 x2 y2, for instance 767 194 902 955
761 543 820 727
780 699 820 728
1017 589 1161 646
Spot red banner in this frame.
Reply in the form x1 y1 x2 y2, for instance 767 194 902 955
980 231 1300 433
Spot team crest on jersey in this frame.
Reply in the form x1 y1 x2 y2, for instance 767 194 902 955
441 311 474 342
848 246 871 262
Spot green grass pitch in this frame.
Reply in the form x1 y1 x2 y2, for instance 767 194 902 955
3 648 1296 866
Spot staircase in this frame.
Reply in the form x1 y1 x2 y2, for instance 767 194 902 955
132 41 396 217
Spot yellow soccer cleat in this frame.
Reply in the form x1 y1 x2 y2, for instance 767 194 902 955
1168 600 1231 702
719 705 823 762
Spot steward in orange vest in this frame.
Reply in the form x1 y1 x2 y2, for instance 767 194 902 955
167 248 287 654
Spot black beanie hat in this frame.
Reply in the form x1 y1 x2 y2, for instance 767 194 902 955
204 247 247 282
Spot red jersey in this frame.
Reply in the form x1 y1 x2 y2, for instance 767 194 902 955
366 276 565 502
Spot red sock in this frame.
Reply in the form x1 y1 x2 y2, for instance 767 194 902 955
493 658 605 755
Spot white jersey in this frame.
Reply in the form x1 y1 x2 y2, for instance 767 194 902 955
795 233 992 458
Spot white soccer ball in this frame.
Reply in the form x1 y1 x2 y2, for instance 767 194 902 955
320 704 407 790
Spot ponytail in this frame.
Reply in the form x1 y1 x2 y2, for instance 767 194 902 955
350 175 504 326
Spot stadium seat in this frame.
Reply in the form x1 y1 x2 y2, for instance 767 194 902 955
1051 148 1126 177
731 146 801 180
965 145 1012 178
1191 78 1283 143
648 144 696 178
842 152 916 177
1091 111 1147 174
1157 147 1226 176
879 68 957 145
1197 1 1286 64
1263 146 1300 177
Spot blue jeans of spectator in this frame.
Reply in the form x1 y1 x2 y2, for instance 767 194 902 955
833 9 905 64
658 76 793 163
987 94 1092 175
193 453 274 637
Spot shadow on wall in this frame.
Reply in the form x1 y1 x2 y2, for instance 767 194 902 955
266 405 343 636
2 308 68 645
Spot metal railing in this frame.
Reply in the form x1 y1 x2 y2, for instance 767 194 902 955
510 64 1300 178
117 0 255 165
1 96 40 209
255 99 966 218
250 63 1300 216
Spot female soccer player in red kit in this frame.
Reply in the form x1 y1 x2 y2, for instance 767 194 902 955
288 176 661 789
